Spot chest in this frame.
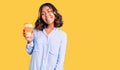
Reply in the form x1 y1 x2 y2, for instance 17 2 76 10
34 31 62 48
34 32 62 55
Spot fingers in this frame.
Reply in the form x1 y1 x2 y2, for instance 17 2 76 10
23 29 26 37
23 30 33 43
25 36 32 43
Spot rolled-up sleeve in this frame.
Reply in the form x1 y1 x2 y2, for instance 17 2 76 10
55 32 67 70
26 41 34 54
26 29 35 55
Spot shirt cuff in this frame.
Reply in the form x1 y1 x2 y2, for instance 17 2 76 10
26 41 34 47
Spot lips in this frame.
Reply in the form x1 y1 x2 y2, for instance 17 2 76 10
46 16 52 21
42 14 55 24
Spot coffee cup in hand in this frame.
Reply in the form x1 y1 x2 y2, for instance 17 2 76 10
23 23 33 38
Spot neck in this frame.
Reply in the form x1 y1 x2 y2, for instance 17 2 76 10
46 23 54 30
45 23 54 35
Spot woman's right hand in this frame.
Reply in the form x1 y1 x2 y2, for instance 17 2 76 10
23 31 33 43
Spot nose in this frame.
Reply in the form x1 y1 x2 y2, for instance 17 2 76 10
45 12 49 17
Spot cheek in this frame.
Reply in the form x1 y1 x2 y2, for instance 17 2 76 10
42 16 45 20
51 14 55 19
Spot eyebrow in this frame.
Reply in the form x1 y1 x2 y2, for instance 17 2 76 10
42 8 52 13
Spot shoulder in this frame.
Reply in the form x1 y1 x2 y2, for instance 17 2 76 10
33 29 42 33
56 28 67 38
32 29 43 37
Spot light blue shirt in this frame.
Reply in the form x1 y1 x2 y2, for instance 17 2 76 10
26 27 67 70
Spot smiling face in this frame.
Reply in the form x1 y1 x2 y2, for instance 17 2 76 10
41 6 55 25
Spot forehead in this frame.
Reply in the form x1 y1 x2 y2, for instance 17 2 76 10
42 6 52 12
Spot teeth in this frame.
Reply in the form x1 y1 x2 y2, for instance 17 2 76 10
46 17 52 21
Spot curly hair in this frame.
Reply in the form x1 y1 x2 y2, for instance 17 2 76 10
35 3 63 30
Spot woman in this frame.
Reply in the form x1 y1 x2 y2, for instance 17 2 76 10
23 3 67 70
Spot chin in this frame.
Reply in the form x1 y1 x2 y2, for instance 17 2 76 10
46 22 54 24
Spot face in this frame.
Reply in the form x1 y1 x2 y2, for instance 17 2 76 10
41 6 55 25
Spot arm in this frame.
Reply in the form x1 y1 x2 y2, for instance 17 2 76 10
25 29 35 55
55 33 67 70
26 41 34 55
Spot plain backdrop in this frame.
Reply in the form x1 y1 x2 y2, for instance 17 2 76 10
0 0 120 70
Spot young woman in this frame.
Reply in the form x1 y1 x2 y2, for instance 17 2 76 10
23 3 67 70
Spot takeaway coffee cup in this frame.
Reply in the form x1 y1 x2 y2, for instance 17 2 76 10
23 23 33 37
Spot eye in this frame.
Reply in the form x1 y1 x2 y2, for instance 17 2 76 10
41 14 44 15
47 10 52 13
41 13 45 16
48 10 51 13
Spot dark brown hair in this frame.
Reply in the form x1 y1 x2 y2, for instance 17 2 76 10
35 3 63 30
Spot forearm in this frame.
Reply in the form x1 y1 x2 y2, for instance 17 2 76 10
26 41 34 54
